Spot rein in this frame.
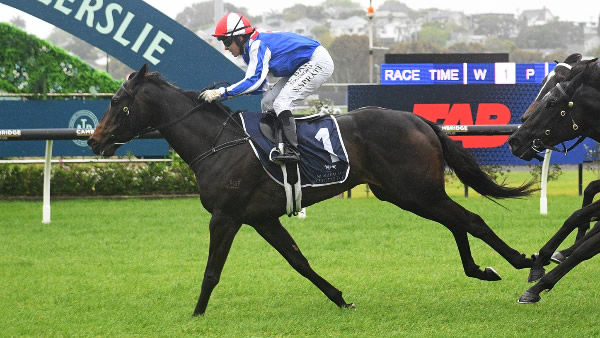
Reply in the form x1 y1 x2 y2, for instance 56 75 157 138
118 82 253 168
133 103 206 138
187 101 252 171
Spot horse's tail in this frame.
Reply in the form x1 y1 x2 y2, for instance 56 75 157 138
424 118 536 198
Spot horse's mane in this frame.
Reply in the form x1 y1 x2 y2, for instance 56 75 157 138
143 71 202 104
564 59 600 94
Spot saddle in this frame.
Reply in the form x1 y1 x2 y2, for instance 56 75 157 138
240 111 350 216
258 112 280 144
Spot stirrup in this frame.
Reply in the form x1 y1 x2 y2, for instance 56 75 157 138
271 151 299 163
269 144 299 164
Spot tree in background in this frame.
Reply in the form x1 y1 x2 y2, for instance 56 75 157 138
46 29 132 80
282 4 326 22
472 14 519 39
417 22 450 47
328 35 370 83
516 21 584 50
312 25 333 47
175 1 256 33
0 23 120 95
387 40 446 54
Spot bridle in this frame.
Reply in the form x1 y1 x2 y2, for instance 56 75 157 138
110 81 253 168
530 82 585 156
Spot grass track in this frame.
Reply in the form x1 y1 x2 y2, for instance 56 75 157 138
2 193 600 336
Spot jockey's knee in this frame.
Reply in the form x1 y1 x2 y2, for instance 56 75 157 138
273 99 293 115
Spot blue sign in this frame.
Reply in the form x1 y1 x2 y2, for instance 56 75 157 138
347 83 596 165
516 63 550 83
381 63 464 85
0 0 260 111
466 63 495 84
381 62 558 85
0 100 168 157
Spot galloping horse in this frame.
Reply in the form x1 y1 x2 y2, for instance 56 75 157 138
520 53 596 263
508 57 600 303
89 64 534 316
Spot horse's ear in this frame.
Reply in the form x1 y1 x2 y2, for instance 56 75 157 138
564 53 582 64
129 64 148 83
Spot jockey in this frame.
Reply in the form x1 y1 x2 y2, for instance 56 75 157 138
200 12 335 163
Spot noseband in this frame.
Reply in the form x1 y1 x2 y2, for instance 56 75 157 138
530 82 585 156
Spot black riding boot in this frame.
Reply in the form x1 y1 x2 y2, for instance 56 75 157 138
272 110 300 163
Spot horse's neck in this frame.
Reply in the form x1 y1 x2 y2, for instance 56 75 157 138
155 101 234 168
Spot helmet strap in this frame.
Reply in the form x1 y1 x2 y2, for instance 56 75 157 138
236 31 254 54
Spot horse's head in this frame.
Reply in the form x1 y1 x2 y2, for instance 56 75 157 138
88 64 154 156
509 59 600 161
520 53 582 123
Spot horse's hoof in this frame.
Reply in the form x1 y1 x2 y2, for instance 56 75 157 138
342 302 355 309
484 266 502 281
527 267 545 283
551 252 566 264
517 290 541 304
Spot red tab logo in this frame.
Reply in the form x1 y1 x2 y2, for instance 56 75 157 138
413 103 511 148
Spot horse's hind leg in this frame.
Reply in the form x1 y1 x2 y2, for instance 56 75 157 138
432 200 532 278
371 185 531 280
250 218 353 308
193 211 242 316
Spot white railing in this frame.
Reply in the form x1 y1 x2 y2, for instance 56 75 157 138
1 126 554 223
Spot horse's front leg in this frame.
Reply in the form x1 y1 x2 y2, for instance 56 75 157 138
576 180 600 240
555 180 600 262
553 221 600 263
519 229 600 304
193 211 241 316
529 200 600 283
250 218 354 309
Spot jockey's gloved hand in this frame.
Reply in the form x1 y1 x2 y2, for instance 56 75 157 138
200 87 225 102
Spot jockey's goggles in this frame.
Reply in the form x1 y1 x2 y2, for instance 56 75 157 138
218 36 234 47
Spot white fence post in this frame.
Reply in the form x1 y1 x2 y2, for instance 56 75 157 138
42 140 53 224
539 149 552 215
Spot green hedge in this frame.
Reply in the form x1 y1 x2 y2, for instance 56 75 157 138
0 153 198 197
0 23 120 96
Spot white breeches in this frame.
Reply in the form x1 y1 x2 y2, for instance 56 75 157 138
261 45 334 115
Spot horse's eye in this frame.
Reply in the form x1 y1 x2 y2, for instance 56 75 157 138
111 97 119 106
545 99 556 108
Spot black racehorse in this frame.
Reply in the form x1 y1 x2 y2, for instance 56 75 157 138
89 64 535 316
508 57 600 303
520 53 597 264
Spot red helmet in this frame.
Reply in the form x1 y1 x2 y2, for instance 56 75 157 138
212 13 254 37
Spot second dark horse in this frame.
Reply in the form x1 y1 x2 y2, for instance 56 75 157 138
88 64 535 316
